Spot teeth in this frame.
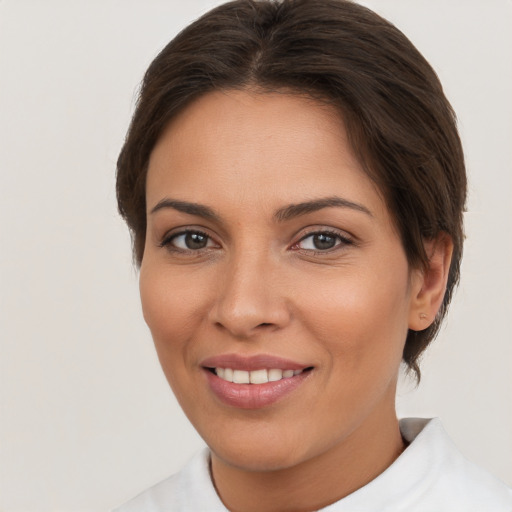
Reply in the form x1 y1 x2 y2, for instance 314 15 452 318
250 369 268 384
233 369 250 384
268 368 283 382
214 367 304 384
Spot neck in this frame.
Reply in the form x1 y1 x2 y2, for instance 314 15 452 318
210 406 406 512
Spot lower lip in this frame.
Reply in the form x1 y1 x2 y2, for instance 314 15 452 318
204 369 311 409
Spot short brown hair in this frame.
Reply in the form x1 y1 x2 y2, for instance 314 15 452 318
116 0 467 380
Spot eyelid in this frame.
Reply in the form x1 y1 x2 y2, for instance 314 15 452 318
157 225 354 254
159 227 220 251
291 227 355 253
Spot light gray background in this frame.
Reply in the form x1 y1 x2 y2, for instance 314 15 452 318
0 1 511 510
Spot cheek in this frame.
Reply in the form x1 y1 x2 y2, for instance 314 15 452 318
140 265 206 342
139 265 211 405
297 266 410 373
138 265 214 391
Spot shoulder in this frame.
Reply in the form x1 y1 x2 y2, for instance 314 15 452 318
111 471 184 512
324 418 512 512
111 447 227 512
396 418 512 511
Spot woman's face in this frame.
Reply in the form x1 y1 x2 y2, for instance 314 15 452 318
140 90 423 471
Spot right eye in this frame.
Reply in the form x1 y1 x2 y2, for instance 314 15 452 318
161 230 218 251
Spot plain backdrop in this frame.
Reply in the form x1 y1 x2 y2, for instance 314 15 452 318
0 1 511 510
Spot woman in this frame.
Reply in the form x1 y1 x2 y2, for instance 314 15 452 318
113 0 512 510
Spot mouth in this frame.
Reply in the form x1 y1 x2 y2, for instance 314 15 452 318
205 366 313 384
200 354 314 409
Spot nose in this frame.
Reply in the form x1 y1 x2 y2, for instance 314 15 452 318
208 250 291 339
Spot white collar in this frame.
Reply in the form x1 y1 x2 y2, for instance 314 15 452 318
116 417 512 511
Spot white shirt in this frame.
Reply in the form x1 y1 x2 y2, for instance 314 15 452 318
113 418 512 511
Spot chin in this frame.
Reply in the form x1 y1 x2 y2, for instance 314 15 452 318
202 417 327 473
213 442 308 473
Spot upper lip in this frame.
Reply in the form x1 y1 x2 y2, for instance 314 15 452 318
200 353 311 371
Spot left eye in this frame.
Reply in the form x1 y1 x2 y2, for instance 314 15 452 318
296 232 348 251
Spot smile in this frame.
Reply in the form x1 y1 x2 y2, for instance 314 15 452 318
213 367 305 384
201 355 314 409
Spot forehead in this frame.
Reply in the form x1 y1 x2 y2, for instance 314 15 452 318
146 89 386 219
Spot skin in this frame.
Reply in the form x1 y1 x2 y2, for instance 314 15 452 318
140 89 452 512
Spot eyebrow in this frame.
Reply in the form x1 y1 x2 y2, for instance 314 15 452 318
274 196 372 222
150 196 372 222
150 199 220 221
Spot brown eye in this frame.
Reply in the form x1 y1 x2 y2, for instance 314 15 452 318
312 233 337 250
183 232 208 249
165 230 215 250
295 231 353 252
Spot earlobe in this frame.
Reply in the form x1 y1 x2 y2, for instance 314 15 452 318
408 233 454 331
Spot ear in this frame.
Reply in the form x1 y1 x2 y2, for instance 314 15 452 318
408 233 454 331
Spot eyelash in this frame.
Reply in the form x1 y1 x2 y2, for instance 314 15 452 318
159 228 354 255
292 230 354 254
159 229 216 253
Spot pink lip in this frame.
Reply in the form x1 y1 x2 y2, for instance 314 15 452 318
200 353 309 371
200 353 313 410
